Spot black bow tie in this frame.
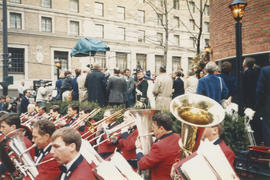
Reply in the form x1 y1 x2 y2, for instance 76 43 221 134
59 165 68 173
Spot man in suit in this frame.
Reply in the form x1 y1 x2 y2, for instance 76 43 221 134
32 120 60 180
20 89 30 113
243 57 260 109
51 127 96 180
124 69 136 107
85 63 107 107
107 68 127 106
136 113 181 180
172 71 185 99
256 64 270 147
197 61 229 104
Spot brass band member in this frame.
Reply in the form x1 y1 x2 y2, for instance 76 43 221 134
97 109 119 159
51 127 96 180
0 114 35 175
30 106 49 124
200 123 235 167
171 123 236 179
111 111 138 169
31 120 61 180
78 106 95 135
20 104 36 123
49 105 62 122
135 113 181 180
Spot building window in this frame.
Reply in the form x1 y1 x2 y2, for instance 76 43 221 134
41 16 52 32
157 32 163 45
70 20 79 35
137 10 145 24
190 19 195 30
116 52 127 71
10 0 21 3
172 56 181 73
173 0 179 10
189 1 195 13
136 54 147 71
204 22 209 32
95 2 104 16
117 6 125 20
94 52 106 69
118 27 125 40
138 0 144 3
190 37 196 48
138 30 145 43
41 0 51 8
95 24 104 38
174 35 180 47
205 5 209 16
155 55 164 75
54 51 69 74
8 48 24 74
173 16 180 28
9 12 22 29
157 13 163 26
70 0 79 12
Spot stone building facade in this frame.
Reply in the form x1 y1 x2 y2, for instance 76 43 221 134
0 0 209 93
210 0 270 65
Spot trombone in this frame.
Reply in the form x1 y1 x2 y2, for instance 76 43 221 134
70 108 101 130
82 109 125 141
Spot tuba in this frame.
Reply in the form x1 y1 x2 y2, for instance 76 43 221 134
170 94 225 159
0 129 38 180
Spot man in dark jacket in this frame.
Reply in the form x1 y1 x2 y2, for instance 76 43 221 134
243 57 260 109
71 69 81 101
107 68 127 106
172 71 184 99
20 89 30 113
60 71 73 101
84 63 107 107
256 64 270 147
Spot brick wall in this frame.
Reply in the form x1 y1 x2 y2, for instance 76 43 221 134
210 0 270 60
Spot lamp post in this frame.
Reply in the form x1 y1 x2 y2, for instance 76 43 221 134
229 0 247 116
55 59 62 80
0 0 8 96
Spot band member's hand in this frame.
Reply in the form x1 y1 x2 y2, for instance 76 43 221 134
170 162 177 179
135 136 142 149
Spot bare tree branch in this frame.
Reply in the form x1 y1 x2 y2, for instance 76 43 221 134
185 0 200 29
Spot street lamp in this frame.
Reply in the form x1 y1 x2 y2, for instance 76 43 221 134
54 59 62 80
204 44 211 61
229 0 247 115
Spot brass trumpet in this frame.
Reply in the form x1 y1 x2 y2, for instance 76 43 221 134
82 109 125 140
70 108 101 129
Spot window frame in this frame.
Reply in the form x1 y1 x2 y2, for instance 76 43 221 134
118 27 125 41
95 24 104 38
41 0 51 8
7 47 25 74
40 15 54 33
94 2 104 16
137 10 145 24
117 6 125 20
9 12 22 29
69 20 80 36
70 0 79 13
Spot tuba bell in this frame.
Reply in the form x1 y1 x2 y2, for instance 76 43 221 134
0 129 39 179
170 94 225 159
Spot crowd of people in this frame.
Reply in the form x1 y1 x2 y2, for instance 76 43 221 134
0 56 269 179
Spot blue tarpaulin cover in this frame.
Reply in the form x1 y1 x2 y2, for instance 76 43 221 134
71 38 110 57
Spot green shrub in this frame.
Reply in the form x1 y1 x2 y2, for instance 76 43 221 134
222 113 249 154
